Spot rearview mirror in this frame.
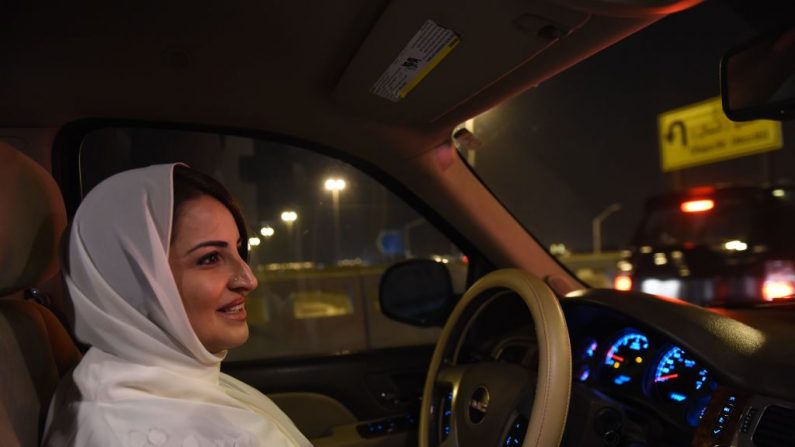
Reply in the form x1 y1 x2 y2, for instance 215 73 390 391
379 259 455 327
721 27 795 121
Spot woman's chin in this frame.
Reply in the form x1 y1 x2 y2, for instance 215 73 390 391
205 322 249 353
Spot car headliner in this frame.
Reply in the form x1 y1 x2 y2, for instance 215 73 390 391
1 0 701 159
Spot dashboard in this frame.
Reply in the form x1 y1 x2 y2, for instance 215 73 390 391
563 289 795 447
456 288 795 446
572 327 714 430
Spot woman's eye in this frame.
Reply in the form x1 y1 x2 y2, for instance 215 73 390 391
197 252 220 266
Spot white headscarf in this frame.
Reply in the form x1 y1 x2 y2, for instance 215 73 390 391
43 164 311 447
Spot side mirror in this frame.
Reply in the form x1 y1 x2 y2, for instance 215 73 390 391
379 259 456 327
721 27 795 121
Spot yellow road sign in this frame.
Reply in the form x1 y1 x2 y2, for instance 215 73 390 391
658 97 782 172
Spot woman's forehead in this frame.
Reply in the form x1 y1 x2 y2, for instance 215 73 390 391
173 195 239 242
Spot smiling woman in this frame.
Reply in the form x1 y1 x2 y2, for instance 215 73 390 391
42 164 310 446
169 166 258 354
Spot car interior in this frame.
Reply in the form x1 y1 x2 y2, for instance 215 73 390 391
2 0 795 446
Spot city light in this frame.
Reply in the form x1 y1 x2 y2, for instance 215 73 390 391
724 240 747 251
281 211 298 223
324 177 346 260
248 236 261 247
324 177 347 192
680 199 714 213
260 226 275 237
614 274 632 291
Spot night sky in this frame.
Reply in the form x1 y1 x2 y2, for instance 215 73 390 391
472 1 795 252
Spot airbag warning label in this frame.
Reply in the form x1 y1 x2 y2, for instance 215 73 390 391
370 20 460 102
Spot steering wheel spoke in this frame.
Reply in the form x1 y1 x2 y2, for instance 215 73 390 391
436 363 468 388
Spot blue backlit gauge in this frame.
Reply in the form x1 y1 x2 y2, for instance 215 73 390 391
573 338 598 383
652 345 710 404
579 337 599 360
576 364 591 383
603 331 650 386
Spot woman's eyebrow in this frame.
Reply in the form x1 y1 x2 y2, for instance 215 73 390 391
186 240 228 255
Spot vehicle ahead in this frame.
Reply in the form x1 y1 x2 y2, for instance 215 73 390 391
616 185 795 305
2 1 795 447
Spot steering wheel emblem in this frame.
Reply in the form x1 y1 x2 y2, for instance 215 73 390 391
468 387 490 423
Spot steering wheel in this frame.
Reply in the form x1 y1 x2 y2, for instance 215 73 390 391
419 269 572 447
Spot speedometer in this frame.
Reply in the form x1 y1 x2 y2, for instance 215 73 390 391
651 345 710 403
603 330 650 387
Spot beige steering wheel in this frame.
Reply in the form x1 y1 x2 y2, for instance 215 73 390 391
419 269 572 447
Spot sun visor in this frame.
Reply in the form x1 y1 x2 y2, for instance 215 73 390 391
332 0 589 125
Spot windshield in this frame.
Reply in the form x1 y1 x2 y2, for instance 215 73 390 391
467 2 795 307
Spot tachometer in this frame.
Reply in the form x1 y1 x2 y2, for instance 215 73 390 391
603 331 650 386
651 345 710 404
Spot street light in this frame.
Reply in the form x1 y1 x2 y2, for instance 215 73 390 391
260 226 275 238
592 203 621 254
280 211 298 223
324 177 346 261
280 210 299 261
324 178 346 192
247 236 261 248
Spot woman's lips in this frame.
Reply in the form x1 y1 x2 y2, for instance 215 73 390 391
217 300 247 321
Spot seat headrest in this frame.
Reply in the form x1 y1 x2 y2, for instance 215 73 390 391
0 142 67 297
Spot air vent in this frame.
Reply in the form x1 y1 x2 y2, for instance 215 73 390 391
753 405 795 446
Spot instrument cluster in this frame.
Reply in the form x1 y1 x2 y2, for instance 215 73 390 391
573 328 716 428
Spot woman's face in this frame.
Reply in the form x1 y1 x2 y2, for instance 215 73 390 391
168 194 257 354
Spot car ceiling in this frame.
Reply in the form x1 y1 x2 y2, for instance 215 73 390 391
2 0 701 166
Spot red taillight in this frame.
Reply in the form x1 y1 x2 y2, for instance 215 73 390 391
681 199 714 213
614 274 632 291
763 260 795 301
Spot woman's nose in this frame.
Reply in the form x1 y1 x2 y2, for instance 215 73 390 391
230 261 258 291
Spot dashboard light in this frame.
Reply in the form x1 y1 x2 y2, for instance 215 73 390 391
670 393 687 402
635 356 643 364
681 199 714 213
614 274 632 291
586 341 598 358
613 375 631 385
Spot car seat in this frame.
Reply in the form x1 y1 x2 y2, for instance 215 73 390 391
0 142 81 447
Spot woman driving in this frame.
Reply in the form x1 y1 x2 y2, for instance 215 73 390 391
43 164 311 446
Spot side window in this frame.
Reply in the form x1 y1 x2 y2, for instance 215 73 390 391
80 128 467 361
